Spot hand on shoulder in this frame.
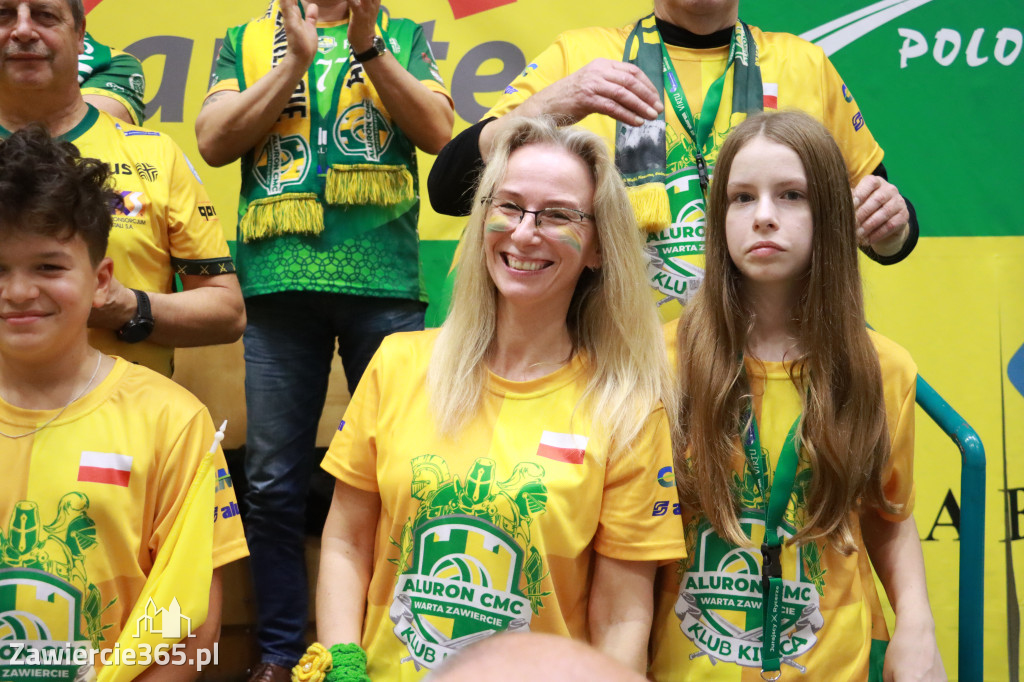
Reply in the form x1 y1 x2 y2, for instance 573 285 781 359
521 58 663 127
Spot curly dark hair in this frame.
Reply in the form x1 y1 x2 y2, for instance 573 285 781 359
0 125 118 264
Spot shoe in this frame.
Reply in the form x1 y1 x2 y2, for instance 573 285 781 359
248 661 291 682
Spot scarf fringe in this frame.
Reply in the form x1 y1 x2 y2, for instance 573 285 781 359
628 183 672 232
326 164 414 206
239 194 324 243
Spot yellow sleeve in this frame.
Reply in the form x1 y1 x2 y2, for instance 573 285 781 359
164 140 235 274
818 54 885 186
206 78 241 96
422 78 453 106
99 410 222 682
206 28 242 98
322 344 386 492
873 333 918 521
212 448 249 568
594 407 686 561
146 407 245 566
484 32 576 119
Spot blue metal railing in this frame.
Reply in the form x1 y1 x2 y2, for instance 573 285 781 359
915 374 986 681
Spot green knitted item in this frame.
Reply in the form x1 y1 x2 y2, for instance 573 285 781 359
324 643 370 682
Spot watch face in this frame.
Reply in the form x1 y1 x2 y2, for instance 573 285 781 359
356 36 385 61
118 319 155 344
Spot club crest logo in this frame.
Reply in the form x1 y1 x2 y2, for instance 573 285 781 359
389 456 549 670
252 134 311 195
334 100 394 162
317 35 338 54
0 494 111 676
645 174 706 305
648 117 744 305
675 467 827 673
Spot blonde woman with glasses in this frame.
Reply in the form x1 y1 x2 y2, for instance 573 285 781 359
306 117 683 681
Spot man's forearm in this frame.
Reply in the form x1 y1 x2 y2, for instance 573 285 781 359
359 54 453 154
147 274 245 347
195 59 308 167
91 274 245 347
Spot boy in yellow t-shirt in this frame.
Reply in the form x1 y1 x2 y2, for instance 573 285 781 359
0 127 247 680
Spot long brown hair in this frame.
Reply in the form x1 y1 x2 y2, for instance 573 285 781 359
675 110 896 553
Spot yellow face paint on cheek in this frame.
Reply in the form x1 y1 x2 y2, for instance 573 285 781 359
550 224 584 252
485 215 514 233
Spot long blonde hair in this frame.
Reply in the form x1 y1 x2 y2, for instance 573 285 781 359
428 117 673 461
675 111 896 553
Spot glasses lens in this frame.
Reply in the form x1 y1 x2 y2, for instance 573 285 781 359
537 208 580 228
492 200 523 222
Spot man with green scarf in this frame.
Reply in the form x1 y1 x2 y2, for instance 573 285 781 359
196 0 453 679
429 0 918 321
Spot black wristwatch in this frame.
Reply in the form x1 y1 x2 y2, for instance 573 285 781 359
117 289 155 343
353 36 386 63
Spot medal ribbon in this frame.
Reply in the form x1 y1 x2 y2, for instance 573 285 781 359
741 379 801 681
657 23 744 197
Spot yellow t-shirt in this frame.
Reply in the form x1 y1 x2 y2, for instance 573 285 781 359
0 359 248 677
649 330 917 681
488 23 883 321
322 329 684 679
60 108 234 376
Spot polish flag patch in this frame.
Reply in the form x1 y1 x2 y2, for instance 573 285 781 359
763 83 779 109
78 451 133 487
536 431 588 465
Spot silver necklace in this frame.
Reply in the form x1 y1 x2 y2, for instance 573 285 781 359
0 352 103 439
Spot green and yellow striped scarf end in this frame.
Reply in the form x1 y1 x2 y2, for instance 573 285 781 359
239 194 323 243
326 164 414 207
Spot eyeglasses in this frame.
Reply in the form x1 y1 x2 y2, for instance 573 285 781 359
483 197 594 231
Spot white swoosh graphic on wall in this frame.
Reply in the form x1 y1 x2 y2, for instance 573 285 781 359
800 0 935 55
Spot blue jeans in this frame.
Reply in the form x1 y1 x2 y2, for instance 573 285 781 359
242 291 425 667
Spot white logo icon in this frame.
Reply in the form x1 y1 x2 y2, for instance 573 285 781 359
133 597 194 640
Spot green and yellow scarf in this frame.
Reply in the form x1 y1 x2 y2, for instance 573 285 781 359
615 15 763 231
234 1 416 242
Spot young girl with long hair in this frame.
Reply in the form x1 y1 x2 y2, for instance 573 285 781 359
310 117 682 681
648 111 945 681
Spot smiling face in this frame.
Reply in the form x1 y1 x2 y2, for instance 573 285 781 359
0 0 83 93
484 143 601 319
0 230 110 366
724 135 814 292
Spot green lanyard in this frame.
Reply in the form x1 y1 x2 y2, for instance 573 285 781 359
741 396 801 680
657 24 744 197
